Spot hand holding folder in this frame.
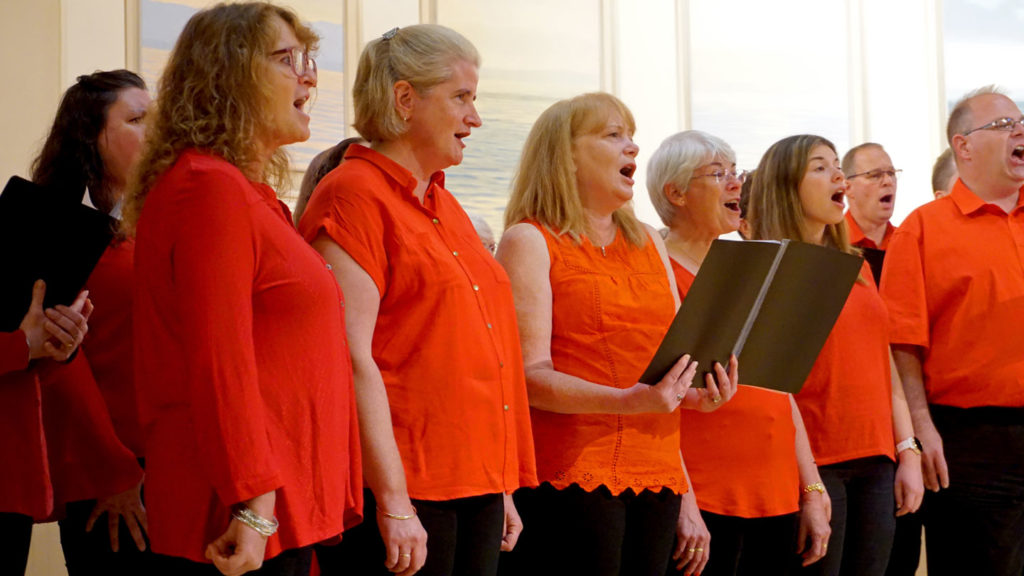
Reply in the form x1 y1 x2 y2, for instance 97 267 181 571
641 239 862 394
0 176 115 332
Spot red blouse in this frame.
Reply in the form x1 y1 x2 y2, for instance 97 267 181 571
0 331 51 519
529 224 686 496
671 260 800 518
299 144 536 501
134 150 362 562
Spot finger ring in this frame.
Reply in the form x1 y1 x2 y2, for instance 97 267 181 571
711 396 722 404
675 393 684 402
65 342 74 351
687 547 696 553
694 547 704 552
400 553 411 558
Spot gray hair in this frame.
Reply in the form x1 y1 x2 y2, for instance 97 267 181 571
947 84 1007 145
353 24 480 142
646 130 736 226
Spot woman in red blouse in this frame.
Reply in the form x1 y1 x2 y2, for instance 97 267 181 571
122 3 361 574
646 130 831 575
1 281 91 575
495 93 737 576
299 24 537 576
747 135 923 576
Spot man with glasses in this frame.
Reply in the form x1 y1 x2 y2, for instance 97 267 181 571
880 85 1024 576
841 142 900 282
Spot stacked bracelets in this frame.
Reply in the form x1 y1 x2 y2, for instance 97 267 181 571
232 504 279 537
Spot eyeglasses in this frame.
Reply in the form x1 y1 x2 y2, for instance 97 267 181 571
845 168 902 182
962 116 1024 136
692 169 748 184
269 47 317 79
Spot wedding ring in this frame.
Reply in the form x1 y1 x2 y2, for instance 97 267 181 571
687 547 696 553
675 393 684 402
400 553 411 558
711 395 722 404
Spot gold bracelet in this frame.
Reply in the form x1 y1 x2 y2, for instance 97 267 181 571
376 505 417 520
803 482 826 495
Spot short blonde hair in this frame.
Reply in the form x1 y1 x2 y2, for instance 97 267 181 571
353 24 479 142
646 130 736 226
123 2 318 234
504 92 647 247
748 134 855 256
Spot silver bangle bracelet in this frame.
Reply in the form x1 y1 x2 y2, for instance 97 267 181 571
232 505 279 537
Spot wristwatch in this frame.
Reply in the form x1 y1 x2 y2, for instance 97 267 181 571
896 436 922 455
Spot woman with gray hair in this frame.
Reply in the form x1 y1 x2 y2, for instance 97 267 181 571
647 130 830 574
298 24 537 576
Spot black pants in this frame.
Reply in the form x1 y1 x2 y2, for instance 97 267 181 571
317 489 504 576
924 405 1024 576
150 545 312 576
0 512 32 576
500 483 681 576
681 511 800 576
58 498 154 575
883 503 924 576
800 456 896 576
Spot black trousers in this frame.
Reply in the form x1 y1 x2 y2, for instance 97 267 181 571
149 545 312 576
317 488 505 576
58 498 154 575
500 483 681 576
0 512 32 576
923 405 1024 576
680 511 800 576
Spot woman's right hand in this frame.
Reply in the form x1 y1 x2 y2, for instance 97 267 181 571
377 503 428 575
19 280 92 361
624 354 697 414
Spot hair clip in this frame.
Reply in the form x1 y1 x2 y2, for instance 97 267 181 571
382 27 399 41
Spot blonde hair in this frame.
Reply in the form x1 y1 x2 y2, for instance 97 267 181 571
353 24 479 143
646 130 736 226
505 92 647 247
122 2 318 234
748 134 856 256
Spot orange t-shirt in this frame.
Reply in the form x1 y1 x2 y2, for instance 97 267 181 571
880 180 1024 408
795 262 895 465
299 144 537 501
845 211 895 250
672 259 799 518
529 224 686 496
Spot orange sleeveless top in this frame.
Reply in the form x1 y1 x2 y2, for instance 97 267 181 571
530 223 686 495
671 259 800 517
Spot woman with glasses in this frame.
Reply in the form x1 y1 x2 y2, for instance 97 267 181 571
122 3 361 574
495 94 737 576
747 135 923 576
298 24 536 576
647 130 830 575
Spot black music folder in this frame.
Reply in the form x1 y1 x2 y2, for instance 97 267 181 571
640 239 862 393
0 176 115 331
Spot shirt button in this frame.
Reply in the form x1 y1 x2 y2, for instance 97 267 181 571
432 218 439 224
325 263 332 270
453 251 459 256
473 284 479 291
503 404 510 411
487 323 492 329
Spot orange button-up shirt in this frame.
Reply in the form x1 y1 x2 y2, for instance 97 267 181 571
529 224 685 496
845 211 895 250
672 260 799 518
880 180 1024 408
299 144 537 501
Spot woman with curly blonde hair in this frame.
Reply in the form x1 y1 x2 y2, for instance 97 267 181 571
123 3 362 574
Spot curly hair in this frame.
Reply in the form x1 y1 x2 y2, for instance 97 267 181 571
504 92 647 247
31 70 146 211
122 2 318 234
748 134 855 256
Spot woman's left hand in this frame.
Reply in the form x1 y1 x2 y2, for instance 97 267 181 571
685 355 738 413
671 492 710 575
894 451 924 516
85 482 148 552
500 493 523 552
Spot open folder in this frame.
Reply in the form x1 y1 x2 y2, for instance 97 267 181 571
0 176 115 331
640 239 862 394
